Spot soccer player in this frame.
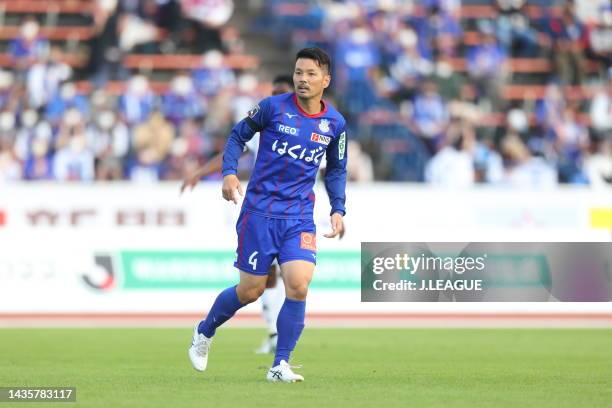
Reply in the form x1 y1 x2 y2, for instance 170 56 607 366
188 47 347 382
180 75 294 188
181 75 294 354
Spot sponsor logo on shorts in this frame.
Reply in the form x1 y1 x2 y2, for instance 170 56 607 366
310 132 331 146
300 232 316 251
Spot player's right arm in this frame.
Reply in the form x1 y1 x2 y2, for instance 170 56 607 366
221 97 272 204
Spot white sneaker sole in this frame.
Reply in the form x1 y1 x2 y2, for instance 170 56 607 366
266 371 304 383
267 377 304 383
188 326 209 372
188 347 207 372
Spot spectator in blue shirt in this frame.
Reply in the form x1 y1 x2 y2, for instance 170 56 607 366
492 0 540 57
540 1 587 85
9 18 49 74
547 105 590 183
118 75 156 126
162 74 205 126
334 26 381 90
334 26 381 116
388 28 434 102
466 30 507 107
410 80 449 153
45 83 90 126
411 4 462 61
535 82 566 134
22 138 53 180
192 50 236 98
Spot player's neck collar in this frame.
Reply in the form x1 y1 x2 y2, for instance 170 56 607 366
292 93 328 118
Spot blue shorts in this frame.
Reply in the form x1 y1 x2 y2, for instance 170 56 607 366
234 210 317 275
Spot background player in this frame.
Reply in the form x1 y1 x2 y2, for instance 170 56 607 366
181 75 294 354
188 47 347 382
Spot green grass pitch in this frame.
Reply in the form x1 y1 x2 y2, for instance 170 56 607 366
1 328 611 407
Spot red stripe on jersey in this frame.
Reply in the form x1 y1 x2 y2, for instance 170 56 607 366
237 211 251 266
292 93 328 118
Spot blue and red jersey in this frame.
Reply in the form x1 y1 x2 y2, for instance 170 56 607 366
222 92 347 219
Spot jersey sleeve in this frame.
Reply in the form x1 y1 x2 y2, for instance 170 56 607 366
324 120 348 216
222 97 272 176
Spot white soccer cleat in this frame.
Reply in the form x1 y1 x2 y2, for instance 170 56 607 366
266 360 304 383
188 325 212 372
255 334 278 354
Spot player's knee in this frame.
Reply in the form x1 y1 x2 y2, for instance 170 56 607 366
286 282 309 300
237 285 265 304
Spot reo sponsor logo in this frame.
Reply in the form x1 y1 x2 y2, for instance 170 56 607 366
310 132 331 145
278 124 298 135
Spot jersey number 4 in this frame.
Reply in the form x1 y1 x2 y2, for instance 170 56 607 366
249 251 259 270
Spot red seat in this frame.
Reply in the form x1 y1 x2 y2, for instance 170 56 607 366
0 52 85 67
123 54 259 70
0 26 94 41
0 0 93 14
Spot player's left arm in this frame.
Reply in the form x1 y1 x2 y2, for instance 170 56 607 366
323 122 347 239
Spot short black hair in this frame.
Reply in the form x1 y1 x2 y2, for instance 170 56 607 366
295 47 331 74
272 75 293 87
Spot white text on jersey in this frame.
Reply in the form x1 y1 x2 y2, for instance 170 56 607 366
272 140 325 164
277 124 298 135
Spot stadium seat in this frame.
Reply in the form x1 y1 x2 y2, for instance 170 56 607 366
0 26 93 41
443 57 601 75
123 54 259 71
460 4 556 19
502 85 597 100
0 52 85 67
0 0 93 14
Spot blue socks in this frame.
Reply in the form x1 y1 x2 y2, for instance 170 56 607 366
198 285 244 338
273 298 306 367
198 287 306 367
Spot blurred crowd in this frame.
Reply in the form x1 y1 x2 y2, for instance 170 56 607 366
0 0 265 183
85 0 238 83
0 0 611 188
0 62 267 182
264 0 612 187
